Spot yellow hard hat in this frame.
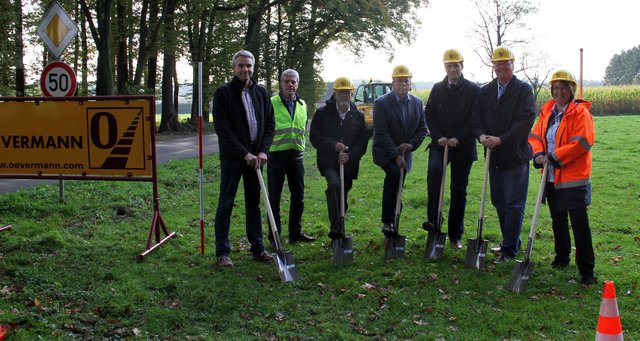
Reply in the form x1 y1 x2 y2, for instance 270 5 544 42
443 49 464 63
392 65 413 78
333 76 354 91
491 46 515 62
550 69 577 87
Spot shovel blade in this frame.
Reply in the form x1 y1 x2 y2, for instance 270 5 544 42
272 251 301 282
507 260 535 293
383 234 406 259
424 231 447 260
332 236 354 266
464 238 489 269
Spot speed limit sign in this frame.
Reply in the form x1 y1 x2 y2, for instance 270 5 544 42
40 61 77 97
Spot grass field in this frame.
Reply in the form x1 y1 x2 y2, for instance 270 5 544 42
1 115 639 339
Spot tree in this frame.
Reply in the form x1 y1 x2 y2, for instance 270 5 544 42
604 45 640 85
469 0 538 77
80 0 115 95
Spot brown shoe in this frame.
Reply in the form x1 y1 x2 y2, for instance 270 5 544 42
216 255 234 267
289 233 317 243
254 251 273 262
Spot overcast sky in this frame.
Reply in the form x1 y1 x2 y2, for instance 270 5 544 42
320 0 638 84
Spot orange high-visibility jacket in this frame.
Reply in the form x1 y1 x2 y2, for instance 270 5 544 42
528 99 595 189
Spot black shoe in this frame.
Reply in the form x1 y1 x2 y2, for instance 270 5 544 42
289 233 317 243
422 221 436 232
494 254 514 264
580 274 597 285
551 258 570 269
381 223 395 236
450 239 463 250
328 230 343 240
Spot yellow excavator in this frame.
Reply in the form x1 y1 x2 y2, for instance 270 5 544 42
353 80 392 135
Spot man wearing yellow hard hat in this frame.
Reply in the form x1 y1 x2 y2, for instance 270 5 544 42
372 65 429 236
470 46 536 263
309 77 369 240
423 49 481 249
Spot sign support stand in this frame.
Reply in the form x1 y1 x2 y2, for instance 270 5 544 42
139 101 176 260
0 225 11 233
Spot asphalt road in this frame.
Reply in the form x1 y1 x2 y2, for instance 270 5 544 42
0 134 219 194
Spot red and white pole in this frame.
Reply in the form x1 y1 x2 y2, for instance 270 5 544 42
198 62 205 255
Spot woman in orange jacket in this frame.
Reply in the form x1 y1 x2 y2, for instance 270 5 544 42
528 69 596 285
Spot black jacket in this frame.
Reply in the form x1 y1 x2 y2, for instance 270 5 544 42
471 76 535 168
213 76 275 161
425 75 480 148
309 98 368 180
371 92 428 167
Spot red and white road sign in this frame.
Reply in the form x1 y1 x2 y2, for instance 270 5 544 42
40 61 77 97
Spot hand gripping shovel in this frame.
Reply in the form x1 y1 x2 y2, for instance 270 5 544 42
332 162 354 266
507 162 549 293
384 165 406 259
425 145 449 260
256 169 301 282
464 149 491 269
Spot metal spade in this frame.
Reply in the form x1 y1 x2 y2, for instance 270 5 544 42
384 165 406 260
425 145 448 260
464 149 491 269
256 169 301 282
508 162 548 293
332 162 354 266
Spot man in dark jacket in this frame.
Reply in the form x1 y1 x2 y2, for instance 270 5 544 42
372 65 429 235
470 46 536 262
309 77 368 239
423 49 480 249
212 50 275 267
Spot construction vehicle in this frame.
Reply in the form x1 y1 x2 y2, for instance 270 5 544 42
353 80 392 135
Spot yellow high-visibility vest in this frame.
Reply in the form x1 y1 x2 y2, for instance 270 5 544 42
270 95 307 152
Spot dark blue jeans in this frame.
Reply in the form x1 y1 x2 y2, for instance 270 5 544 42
322 166 353 233
267 156 305 239
489 162 529 257
214 159 265 258
426 144 475 241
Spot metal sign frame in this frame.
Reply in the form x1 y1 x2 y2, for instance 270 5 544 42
0 95 175 259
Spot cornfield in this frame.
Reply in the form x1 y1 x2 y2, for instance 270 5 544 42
413 85 640 116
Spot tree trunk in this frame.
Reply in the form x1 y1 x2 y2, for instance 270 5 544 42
13 0 25 97
116 0 129 94
158 0 179 133
145 0 159 94
132 0 148 87
80 0 115 95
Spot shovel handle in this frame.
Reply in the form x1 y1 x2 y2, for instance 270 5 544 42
256 168 284 253
394 160 405 233
436 145 449 231
524 162 549 260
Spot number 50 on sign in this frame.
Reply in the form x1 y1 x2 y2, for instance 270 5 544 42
40 61 77 97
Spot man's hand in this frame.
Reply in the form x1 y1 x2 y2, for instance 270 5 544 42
338 151 350 164
395 155 406 168
534 155 547 166
398 143 413 155
244 152 267 170
438 137 448 147
479 134 502 150
335 142 348 152
447 137 459 148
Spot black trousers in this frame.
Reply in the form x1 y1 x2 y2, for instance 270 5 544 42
546 183 595 277
381 161 407 225
322 166 353 233
267 155 304 240
426 144 475 241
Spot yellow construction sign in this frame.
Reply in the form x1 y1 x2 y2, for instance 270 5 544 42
0 98 152 177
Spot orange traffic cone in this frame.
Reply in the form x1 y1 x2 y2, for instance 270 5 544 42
595 280 624 340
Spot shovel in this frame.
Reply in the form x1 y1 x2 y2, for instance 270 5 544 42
464 149 491 269
507 162 549 293
332 162 354 266
256 168 301 282
425 145 448 260
384 164 406 259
